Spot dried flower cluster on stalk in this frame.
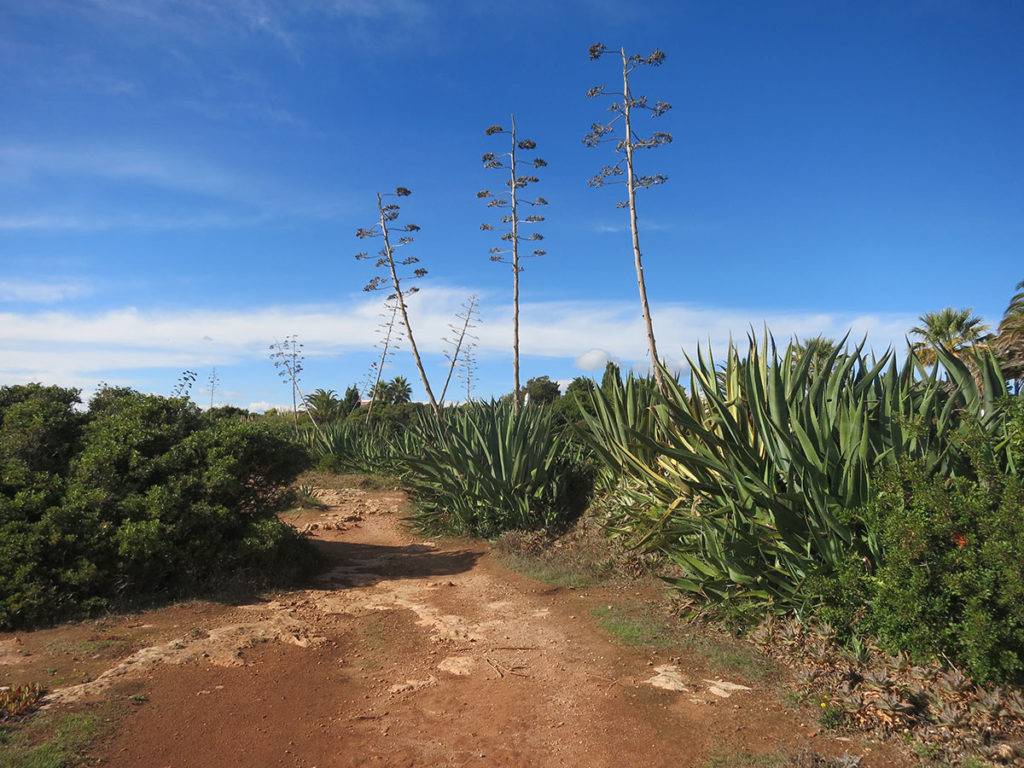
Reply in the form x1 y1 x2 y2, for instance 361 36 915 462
479 117 547 410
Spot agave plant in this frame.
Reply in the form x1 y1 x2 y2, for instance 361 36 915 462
580 332 1013 613
306 420 420 476
404 401 589 536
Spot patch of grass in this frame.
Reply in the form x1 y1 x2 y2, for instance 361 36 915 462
498 553 594 589
817 702 846 730
704 752 789 768
590 603 776 682
782 690 804 708
961 758 995 768
43 638 125 657
0 706 115 768
705 752 866 768
298 470 400 492
591 605 674 648
694 636 774 682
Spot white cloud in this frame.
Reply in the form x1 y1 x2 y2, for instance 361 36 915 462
0 279 90 303
246 400 291 413
575 348 614 371
0 212 276 232
0 285 923 388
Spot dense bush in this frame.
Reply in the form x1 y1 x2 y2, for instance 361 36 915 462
811 408 1024 684
0 385 314 628
868 462 1024 683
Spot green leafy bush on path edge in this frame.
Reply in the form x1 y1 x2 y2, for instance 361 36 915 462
0 384 316 629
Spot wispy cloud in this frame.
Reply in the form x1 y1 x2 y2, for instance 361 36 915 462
0 145 251 200
590 220 675 234
0 144 350 231
0 279 91 303
0 285 924 389
56 0 436 55
0 211 298 232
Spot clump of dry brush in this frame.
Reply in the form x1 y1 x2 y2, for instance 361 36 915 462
1 683 44 722
750 617 1024 765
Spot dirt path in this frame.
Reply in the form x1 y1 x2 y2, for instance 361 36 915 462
3 486 910 767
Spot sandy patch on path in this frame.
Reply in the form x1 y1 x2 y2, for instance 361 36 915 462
0 637 26 666
45 613 323 706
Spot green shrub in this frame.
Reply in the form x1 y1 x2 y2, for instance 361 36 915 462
805 406 1024 683
406 401 593 536
0 386 314 629
858 458 1024 683
0 384 83 490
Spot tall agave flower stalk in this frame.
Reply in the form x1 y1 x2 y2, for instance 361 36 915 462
356 187 440 417
439 295 479 406
585 44 672 392
479 118 548 411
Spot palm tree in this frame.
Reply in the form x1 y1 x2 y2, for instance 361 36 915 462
792 335 840 375
909 307 991 366
997 280 1024 386
371 376 413 406
389 376 412 404
304 388 344 423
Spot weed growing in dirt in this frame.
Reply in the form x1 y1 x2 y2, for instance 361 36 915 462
495 553 595 589
0 706 113 768
591 604 776 682
0 684 44 721
817 702 847 730
591 606 674 648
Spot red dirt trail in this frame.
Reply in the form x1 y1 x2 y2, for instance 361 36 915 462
2 486 911 767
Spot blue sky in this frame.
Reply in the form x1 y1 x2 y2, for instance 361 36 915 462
1 0 1022 408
